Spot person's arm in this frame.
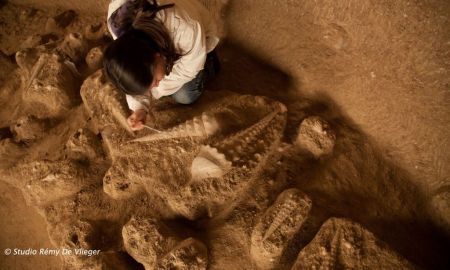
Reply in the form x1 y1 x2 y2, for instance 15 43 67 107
125 94 150 112
125 94 152 131
151 19 207 99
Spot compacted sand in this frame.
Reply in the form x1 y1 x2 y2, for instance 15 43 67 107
0 1 449 269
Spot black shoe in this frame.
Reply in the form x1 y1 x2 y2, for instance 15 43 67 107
206 49 221 79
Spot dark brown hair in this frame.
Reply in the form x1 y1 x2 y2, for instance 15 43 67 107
104 0 182 95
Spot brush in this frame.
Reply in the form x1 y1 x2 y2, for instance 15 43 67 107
143 124 163 133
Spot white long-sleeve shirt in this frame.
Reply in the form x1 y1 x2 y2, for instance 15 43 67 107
107 0 219 111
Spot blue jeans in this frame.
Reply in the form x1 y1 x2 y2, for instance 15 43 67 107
171 51 218 104
171 70 206 104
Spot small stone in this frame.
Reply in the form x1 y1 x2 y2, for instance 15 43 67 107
85 46 103 72
294 116 336 158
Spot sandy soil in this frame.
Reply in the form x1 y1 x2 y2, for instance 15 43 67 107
0 0 449 270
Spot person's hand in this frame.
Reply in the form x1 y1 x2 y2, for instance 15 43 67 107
127 109 148 131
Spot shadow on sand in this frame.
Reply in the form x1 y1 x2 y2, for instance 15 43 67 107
211 41 450 269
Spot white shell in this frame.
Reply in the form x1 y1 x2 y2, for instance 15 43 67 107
190 145 231 181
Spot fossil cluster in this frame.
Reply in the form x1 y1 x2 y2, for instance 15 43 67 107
0 9 416 270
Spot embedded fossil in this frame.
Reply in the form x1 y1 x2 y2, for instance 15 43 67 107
291 218 416 269
85 46 104 72
190 145 232 181
250 188 312 269
98 94 288 219
211 103 287 169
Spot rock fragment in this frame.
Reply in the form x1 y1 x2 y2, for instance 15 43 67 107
11 115 50 143
122 216 175 269
45 10 77 33
103 164 144 200
122 216 207 270
48 220 102 270
59 32 89 63
85 46 104 73
1 160 95 206
294 116 336 158
65 127 104 161
84 23 107 41
291 218 416 269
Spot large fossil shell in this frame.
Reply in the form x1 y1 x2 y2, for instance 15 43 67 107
130 112 220 143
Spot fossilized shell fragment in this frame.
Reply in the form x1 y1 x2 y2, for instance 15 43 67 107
251 188 312 269
122 218 161 269
190 145 232 181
